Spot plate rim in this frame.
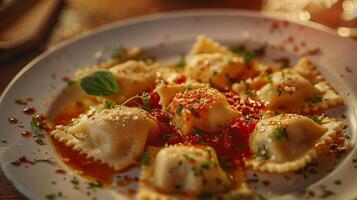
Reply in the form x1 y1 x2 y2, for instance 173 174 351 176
1 9 357 200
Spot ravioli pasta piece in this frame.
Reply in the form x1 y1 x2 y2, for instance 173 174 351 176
76 60 157 104
292 57 323 84
185 53 248 90
168 88 240 135
189 35 232 56
185 35 261 90
102 60 158 103
50 106 158 170
256 69 343 113
154 81 207 110
245 114 344 173
137 145 251 200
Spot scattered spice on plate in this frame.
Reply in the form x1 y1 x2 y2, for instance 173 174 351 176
8 117 18 124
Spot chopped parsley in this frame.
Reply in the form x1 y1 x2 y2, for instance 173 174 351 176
45 193 58 200
271 125 288 142
230 45 265 64
70 177 79 185
309 115 325 123
200 162 210 169
255 146 269 160
205 146 214 153
140 152 150 165
308 94 323 104
194 127 203 136
141 92 151 108
266 76 273 84
176 105 184 116
88 180 103 189
104 100 116 109
111 45 125 59
333 180 341 185
30 117 41 136
163 133 171 142
175 55 186 68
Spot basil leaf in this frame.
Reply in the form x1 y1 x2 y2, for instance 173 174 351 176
80 71 119 96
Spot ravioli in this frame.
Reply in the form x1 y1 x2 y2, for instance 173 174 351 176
185 35 259 90
257 69 320 110
50 106 158 170
154 81 207 110
168 88 240 135
234 58 343 113
104 60 158 103
246 114 344 173
137 145 251 200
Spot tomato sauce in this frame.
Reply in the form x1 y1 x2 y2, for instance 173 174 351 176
146 91 263 169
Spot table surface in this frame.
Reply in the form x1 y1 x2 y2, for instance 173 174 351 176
0 0 356 199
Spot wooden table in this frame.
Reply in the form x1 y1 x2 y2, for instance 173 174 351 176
0 0 355 199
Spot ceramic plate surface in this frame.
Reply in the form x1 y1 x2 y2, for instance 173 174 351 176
0 10 356 200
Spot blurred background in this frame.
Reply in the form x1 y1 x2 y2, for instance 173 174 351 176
0 0 357 199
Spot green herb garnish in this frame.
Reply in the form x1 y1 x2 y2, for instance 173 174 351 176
104 100 116 109
163 133 171 142
112 45 125 59
271 125 288 142
45 193 57 200
176 105 184 116
80 71 119 96
67 79 78 87
231 45 265 64
31 117 41 136
309 115 325 123
141 92 151 108
255 146 269 160
175 55 186 68
266 76 273 84
200 162 210 169
194 127 203 136
88 180 103 188
140 152 150 165
308 94 323 104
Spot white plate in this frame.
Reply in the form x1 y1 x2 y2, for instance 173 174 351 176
0 10 356 200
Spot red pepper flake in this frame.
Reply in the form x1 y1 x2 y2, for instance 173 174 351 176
282 20 289 27
62 76 70 82
8 117 18 124
23 107 36 115
269 21 280 33
55 169 66 174
14 99 27 105
18 124 25 128
300 41 306 47
175 75 186 84
345 67 353 73
21 131 32 138
127 189 136 196
293 45 300 52
287 36 294 43
302 48 321 56
19 156 36 165
262 180 270 186
307 190 315 197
